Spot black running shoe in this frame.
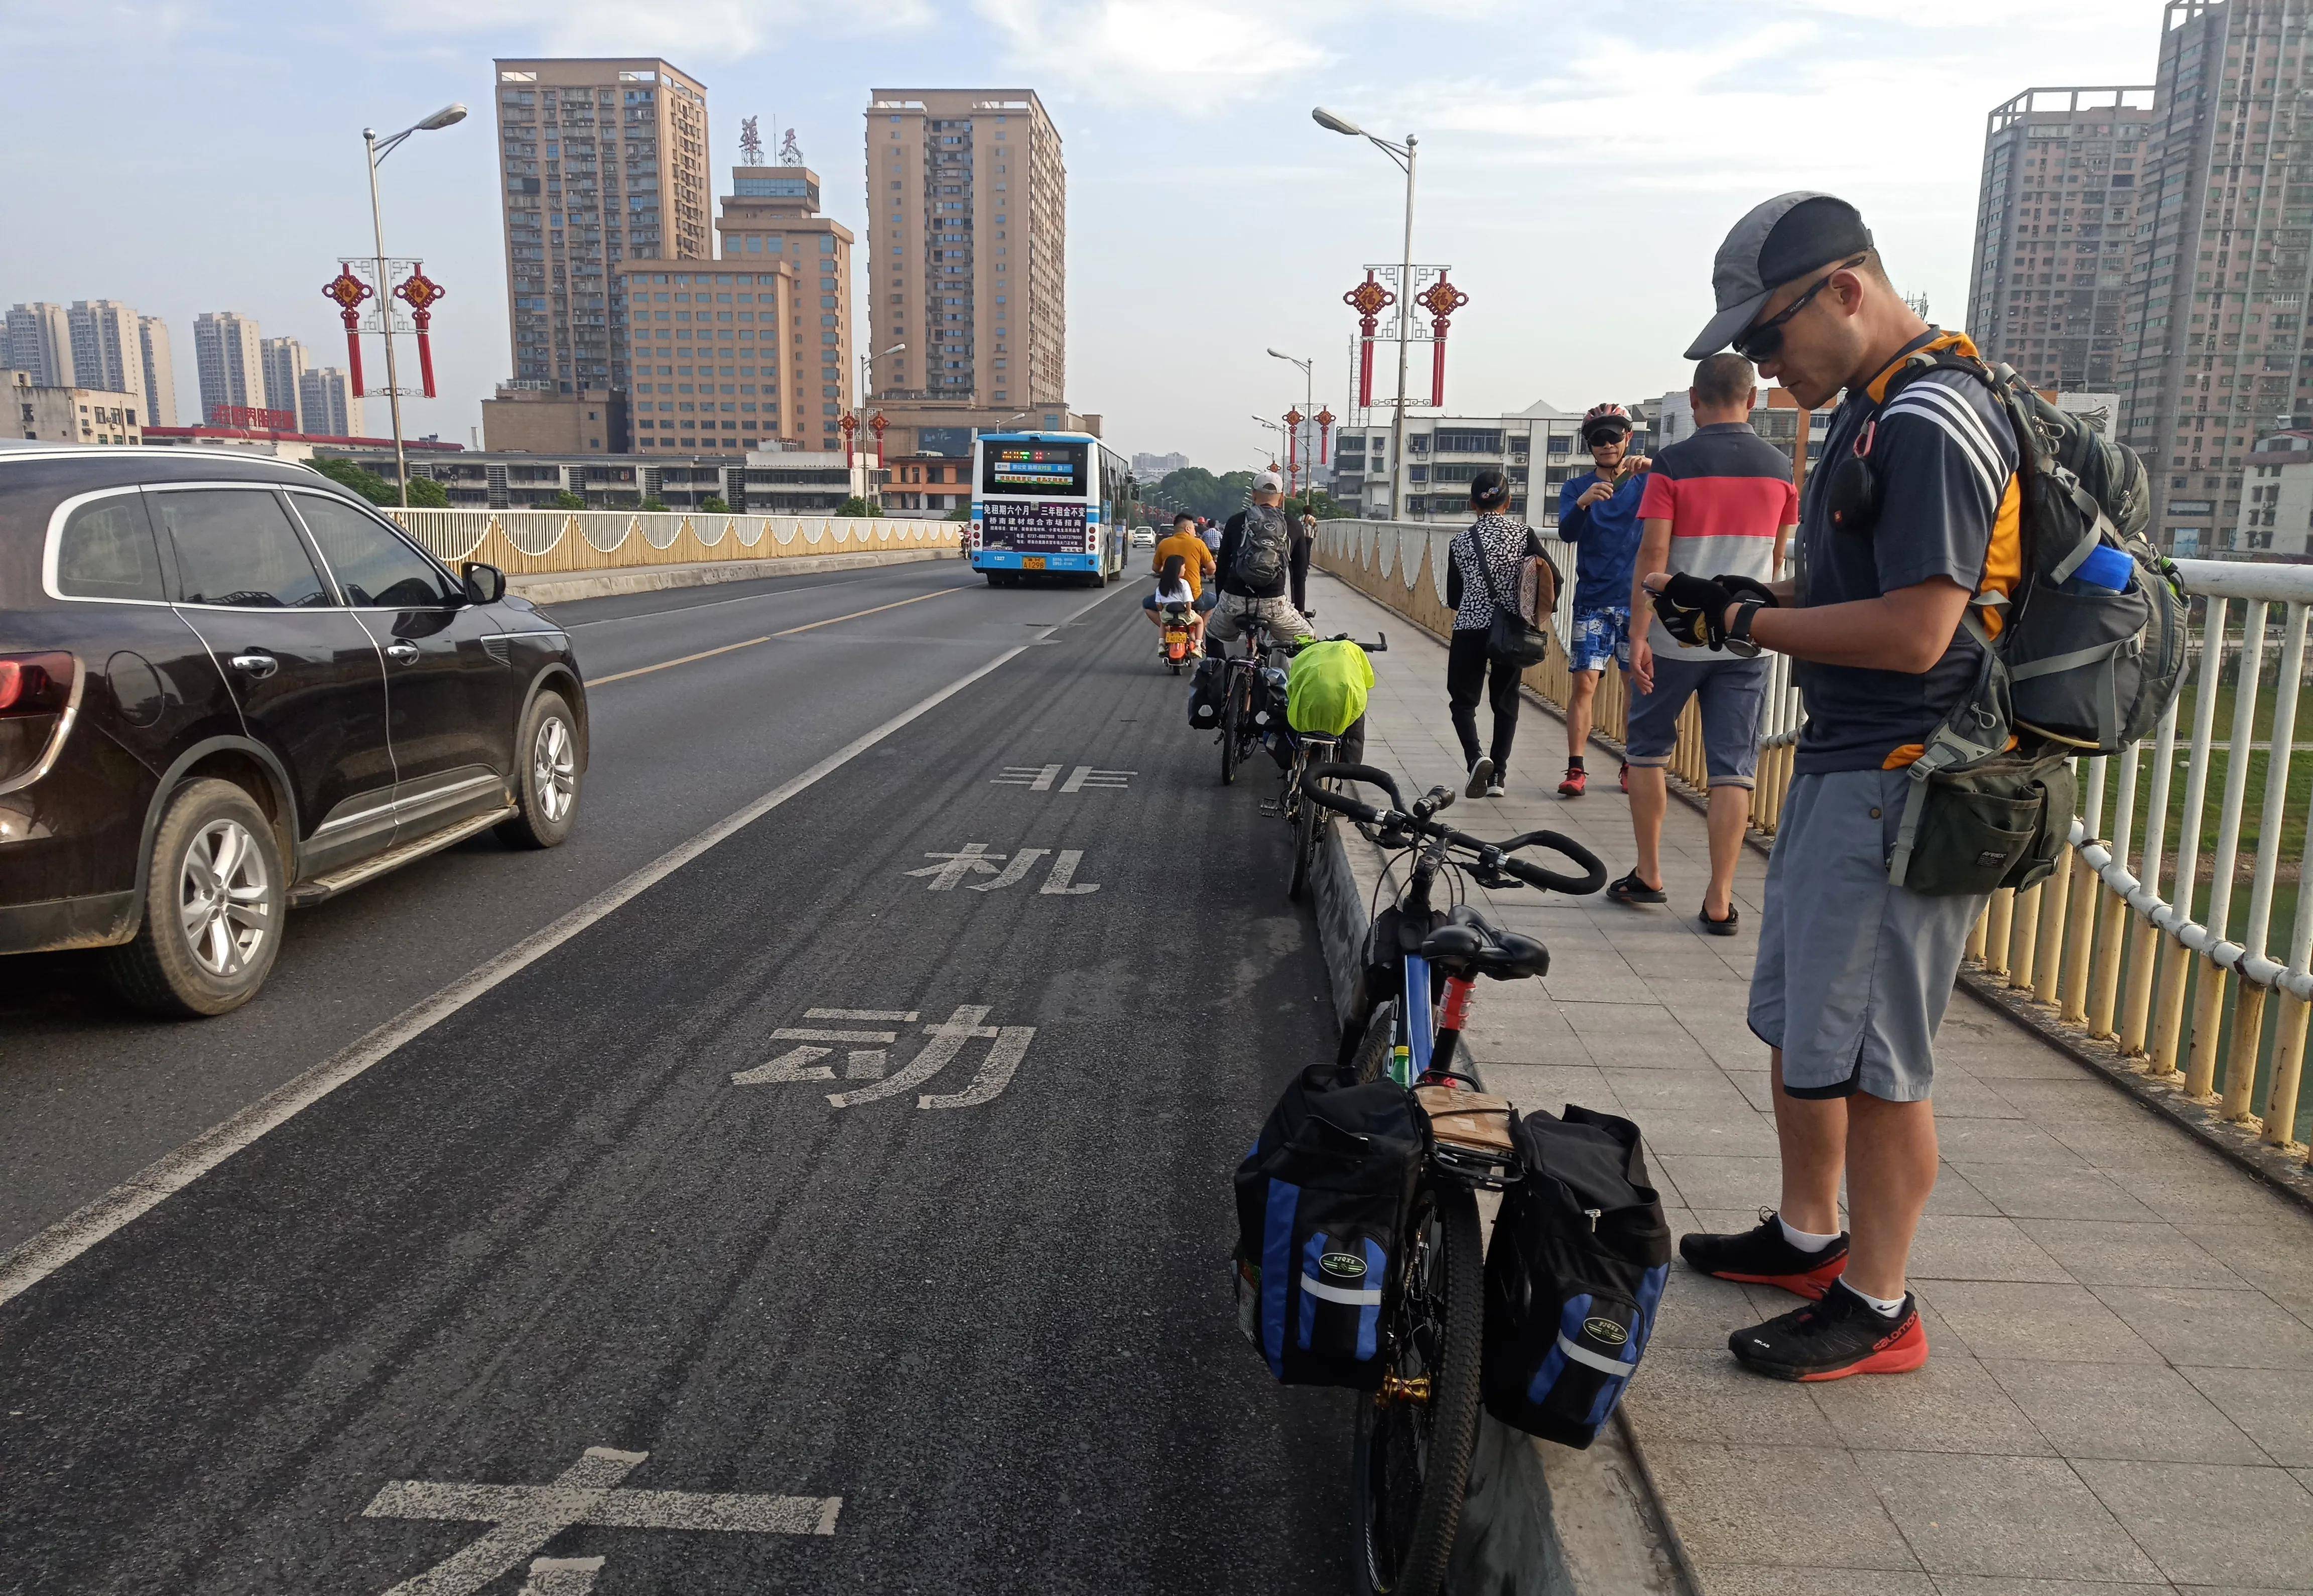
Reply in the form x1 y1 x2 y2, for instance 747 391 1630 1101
1728 1281 1928 1382
1679 1208 1850 1299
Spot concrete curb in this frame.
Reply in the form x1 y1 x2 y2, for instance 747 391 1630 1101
1305 815 1696 1596
510 547 960 606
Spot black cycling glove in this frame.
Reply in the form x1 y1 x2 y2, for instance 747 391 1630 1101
1650 571 1734 649
1715 574 1779 608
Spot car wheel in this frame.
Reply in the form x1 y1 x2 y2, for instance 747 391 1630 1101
497 690 582 850
104 778 286 1018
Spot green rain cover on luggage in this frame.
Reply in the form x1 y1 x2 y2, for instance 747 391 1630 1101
1287 640 1373 737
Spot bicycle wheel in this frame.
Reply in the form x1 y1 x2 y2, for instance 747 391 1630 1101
1220 675 1243 786
1351 1180 1486 1596
1289 777 1322 902
1347 998 1398 1085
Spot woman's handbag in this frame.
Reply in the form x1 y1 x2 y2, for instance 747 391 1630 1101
1478 525 1556 669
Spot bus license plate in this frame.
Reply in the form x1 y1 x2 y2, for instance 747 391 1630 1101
1022 557 1046 570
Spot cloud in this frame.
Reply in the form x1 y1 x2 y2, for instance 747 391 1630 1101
355 0 931 56
970 0 1333 104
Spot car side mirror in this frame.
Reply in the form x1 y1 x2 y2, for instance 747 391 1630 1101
462 562 506 605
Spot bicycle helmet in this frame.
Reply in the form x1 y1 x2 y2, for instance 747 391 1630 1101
1579 402 1633 445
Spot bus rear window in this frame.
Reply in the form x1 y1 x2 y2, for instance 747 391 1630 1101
981 442 1087 498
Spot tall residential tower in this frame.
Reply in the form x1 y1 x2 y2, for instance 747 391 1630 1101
139 315 177 427
192 311 266 421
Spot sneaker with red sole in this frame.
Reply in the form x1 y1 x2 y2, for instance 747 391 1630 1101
1729 1281 1928 1381
1558 765 1587 797
1680 1209 1850 1298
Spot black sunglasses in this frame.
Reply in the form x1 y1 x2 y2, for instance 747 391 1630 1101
1733 254 1868 362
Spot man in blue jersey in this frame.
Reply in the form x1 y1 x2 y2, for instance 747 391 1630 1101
1555 404 1651 796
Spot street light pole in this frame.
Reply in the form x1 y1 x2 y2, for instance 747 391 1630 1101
362 103 465 510
1312 109 1417 522
1267 348 1314 505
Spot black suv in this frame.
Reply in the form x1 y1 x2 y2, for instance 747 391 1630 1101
1 444 588 1015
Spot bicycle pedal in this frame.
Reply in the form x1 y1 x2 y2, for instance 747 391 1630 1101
1259 800 1286 816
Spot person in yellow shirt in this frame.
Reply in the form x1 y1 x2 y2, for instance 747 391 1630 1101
1146 512 1218 647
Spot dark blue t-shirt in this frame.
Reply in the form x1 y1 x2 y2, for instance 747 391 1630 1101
1557 468 1648 613
1792 333 2021 775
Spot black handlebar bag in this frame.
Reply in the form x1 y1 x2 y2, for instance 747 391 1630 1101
1482 1105 1671 1447
1233 1065 1423 1388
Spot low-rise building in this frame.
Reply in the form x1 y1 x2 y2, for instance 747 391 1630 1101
1330 400 1660 525
2230 431 2313 560
611 258 800 452
315 445 885 514
480 383 630 454
8 369 143 445
1655 386 1831 475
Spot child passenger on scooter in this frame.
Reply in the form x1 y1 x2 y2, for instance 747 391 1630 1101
1144 553 1208 651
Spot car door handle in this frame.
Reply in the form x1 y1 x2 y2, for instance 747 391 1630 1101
384 641 421 664
227 652 279 680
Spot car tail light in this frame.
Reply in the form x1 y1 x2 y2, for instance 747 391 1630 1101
0 651 76 791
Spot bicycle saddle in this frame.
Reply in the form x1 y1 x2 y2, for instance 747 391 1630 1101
1420 907 1551 981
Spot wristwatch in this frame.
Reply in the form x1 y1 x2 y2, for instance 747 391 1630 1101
1726 600 1765 658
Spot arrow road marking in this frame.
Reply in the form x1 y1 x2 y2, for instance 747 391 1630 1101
363 1446 839 1595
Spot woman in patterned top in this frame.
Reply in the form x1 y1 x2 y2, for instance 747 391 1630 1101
1443 468 1529 797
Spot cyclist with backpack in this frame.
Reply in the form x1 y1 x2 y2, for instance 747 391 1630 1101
1655 193 2036 1383
1209 470 1314 654
1443 468 1535 797
1555 404 1651 797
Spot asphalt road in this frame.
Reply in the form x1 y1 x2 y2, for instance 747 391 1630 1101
0 565 1354 1592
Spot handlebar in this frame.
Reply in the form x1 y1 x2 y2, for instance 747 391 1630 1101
1299 764 1608 897
1280 630 1388 656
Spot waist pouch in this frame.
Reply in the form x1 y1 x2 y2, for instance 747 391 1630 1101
1888 749 2076 897
1481 1105 1670 1449
1233 1065 1423 1389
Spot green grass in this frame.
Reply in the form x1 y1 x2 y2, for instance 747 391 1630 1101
2083 746 2313 874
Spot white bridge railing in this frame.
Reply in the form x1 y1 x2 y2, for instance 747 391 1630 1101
1316 517 2313 1158
384 508 958 576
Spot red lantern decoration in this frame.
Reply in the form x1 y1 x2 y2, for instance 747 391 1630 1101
1314 407 1336 465
1284 408 1305 480
840 411 858 469
322 266 373 395
1416 275 1469 409
1342 272 1394 410
393 269 448 400
869 412 888 468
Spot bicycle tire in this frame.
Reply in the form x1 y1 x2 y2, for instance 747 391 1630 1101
1350 1181 1486 1596
1348 998 1397 1085
1220 674 1242 786
1289 779 1321 902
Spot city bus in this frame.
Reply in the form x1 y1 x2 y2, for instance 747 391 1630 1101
969 431 1132 587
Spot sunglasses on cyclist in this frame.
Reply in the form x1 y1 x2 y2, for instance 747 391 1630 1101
1732 254 1868 363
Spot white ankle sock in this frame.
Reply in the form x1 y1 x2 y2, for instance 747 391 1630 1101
1778 1217 1839 1254
1837 1280 1906 1317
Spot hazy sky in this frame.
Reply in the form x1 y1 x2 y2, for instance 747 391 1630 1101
3 0 2156 468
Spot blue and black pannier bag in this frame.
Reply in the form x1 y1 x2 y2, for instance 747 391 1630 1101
1482 1104 1671 1448
1232 1064 1423 1389
1187 655 1227 729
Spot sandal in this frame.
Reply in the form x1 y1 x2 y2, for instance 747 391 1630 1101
1607 870 1666 905
1700 903 1741 936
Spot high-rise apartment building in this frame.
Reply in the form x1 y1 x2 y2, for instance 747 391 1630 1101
261 336 311 431
193 312 267 422
712 162 853 449
67 300 144 407
1968 87 2157 392
2118 0 2313 551
5 303 73 386
864 89 1065 409
139 315 177 428
298 366 362 437
493 57 712 407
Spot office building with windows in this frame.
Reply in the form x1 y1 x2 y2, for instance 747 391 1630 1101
864 89 1065 409
611 258 797 451
5 303 73 387
193 311 267 421
139 315 178 428
261 337 311 431
711 163 853 450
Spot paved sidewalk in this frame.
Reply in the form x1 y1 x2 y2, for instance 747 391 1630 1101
1312 570 2313 1595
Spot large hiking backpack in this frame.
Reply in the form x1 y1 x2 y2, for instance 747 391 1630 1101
1233 1065 1423 1388
1234 502 1292 592
1481 1105 1670 1449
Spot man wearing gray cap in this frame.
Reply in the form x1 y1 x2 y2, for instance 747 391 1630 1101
1654 194 2021 1384
1209 470 1314 651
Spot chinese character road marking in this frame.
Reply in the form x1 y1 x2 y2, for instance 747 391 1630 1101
363 1446 839 1596
805 1008 919 1022
731 1021 901 1084
518 1558 602 1595
904 845 1099 895
730 1005 1041 1110
1059 766 1134 793
994 764 1063 790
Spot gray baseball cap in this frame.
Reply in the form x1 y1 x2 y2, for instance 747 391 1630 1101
1253 470 1283 492
1684 192 1875 360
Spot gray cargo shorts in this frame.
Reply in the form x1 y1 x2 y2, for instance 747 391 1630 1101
1748 768 1987 1103
1626 653 1769 788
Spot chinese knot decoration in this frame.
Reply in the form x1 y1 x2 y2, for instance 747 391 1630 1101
393 269 448 400
1416 275 1469 408
869 412 888 468
1283 408 1305 479
322 266 373 394
1342 271 1395 409
840 411 859 468
1314 407 1336 465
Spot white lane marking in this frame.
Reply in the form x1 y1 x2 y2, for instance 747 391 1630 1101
585 582 977 686
805 1008 919 1021
0 575 1126 1308
917 1027 1037 1111
365 1446 837 1595
561 572 885 627
968 847 1049 892
731 1046 835 1085
1040 850 1100 895
902 842 1004 890
1058 765 1134 793
993 764 1062 789
826 1006 996 1109
518 1557 604 1594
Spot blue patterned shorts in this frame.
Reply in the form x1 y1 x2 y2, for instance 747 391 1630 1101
1567 606 1629 676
